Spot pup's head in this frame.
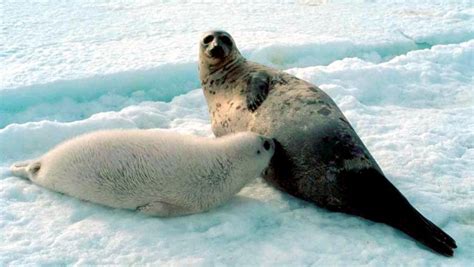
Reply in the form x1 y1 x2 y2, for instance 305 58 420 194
216 132 275 181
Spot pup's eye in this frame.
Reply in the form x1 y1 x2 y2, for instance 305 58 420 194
220 36 232 46
203 35 214 44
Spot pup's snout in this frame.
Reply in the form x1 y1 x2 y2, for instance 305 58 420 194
263 140 271 151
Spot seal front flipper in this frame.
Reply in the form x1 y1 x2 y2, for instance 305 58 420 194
246 72 270 112
340 168 457 256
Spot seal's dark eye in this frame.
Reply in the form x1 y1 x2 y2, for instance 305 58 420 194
220 36 233 47
203 35 214 44
263 141 271 151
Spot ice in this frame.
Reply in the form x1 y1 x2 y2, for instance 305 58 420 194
0 62 199 127
1 0 473 265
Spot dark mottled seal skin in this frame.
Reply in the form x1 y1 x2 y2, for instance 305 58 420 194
198 30 457 256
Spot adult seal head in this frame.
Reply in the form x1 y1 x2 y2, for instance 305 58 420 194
10 130 275 217
198 30 457 256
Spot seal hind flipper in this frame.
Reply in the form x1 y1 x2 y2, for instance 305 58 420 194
10 160 40 179
246 72 270 112
339 168 456 256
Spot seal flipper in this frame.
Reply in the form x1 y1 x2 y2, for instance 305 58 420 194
10 161 40 179
339 168 456 256
246 72 270 112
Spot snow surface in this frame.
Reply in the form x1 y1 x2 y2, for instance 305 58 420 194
1 0 473 265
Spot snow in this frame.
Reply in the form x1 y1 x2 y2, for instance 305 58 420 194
1 0 473 265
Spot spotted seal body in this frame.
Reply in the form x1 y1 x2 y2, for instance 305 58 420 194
10 130 275 217
198 30 456 255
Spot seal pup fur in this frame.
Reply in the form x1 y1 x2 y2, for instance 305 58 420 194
10 130 275 217
198 30 456 255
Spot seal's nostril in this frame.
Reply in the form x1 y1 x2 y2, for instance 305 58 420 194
209 46 225 58
263 140 271 151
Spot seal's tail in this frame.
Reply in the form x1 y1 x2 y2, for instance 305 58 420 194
10 161 41 180
342 168 457 256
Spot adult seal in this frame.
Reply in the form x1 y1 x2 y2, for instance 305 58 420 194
10 130 275 217
198 30 456 255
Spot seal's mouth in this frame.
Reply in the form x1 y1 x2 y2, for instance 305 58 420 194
208 45 225 59
262 166 271 177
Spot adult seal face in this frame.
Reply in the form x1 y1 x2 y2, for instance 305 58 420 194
198 30 457 256
10 130 275 217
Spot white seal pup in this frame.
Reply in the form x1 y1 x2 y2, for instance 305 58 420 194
198 30 456 255
10 130 275 217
